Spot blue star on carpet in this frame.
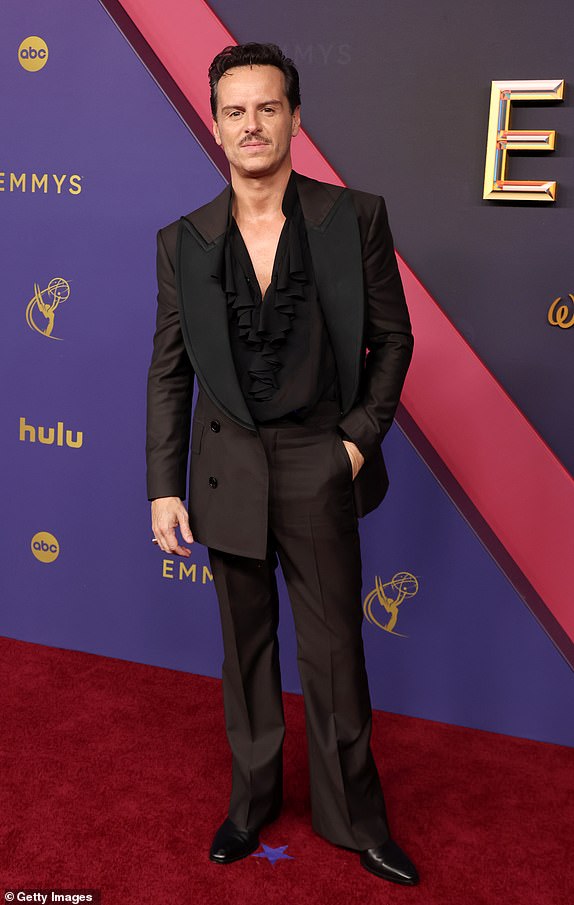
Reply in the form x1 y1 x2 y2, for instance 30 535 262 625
251 843 294 865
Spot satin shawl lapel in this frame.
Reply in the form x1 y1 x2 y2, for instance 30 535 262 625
175 170 364 430
296 173 364 413
176 185 254 430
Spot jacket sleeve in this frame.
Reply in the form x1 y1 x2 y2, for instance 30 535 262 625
336 195 413 459
145 226 195 501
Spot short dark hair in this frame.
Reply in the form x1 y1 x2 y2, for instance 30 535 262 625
208 42 301 119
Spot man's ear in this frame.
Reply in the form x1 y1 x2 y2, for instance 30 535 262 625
212 118 222 146
291 105 301 137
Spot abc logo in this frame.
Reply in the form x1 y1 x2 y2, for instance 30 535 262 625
18 36 49 72
31 531 60 563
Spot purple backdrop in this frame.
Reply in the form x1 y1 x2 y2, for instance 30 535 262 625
1 0 573 747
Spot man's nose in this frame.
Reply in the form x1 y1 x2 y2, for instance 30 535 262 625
244 110 261 133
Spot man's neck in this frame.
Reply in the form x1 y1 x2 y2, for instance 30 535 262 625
230 164 293 224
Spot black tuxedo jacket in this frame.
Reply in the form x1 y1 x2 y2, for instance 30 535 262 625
146 169 413 558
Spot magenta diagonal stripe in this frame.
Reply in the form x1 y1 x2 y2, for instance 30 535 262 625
112 0 574 643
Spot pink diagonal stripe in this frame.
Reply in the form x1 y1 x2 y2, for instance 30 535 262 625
117 0 574 639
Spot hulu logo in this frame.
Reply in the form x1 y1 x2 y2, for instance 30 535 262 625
19 417 83 448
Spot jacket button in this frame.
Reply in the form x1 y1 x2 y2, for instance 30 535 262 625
210 420 220 432
208 476 218 488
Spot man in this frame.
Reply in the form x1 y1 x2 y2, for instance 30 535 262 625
146 42 418 885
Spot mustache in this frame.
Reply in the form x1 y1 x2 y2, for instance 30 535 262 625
240 137 270 146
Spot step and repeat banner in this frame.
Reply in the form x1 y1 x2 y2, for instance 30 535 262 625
2 0 573 746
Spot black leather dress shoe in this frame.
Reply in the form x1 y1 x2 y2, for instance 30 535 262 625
209 816 261 864
360 838 419 885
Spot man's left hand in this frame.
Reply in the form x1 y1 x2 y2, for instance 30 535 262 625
342 439 365 480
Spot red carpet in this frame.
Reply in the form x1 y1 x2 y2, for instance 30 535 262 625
1 635 572 904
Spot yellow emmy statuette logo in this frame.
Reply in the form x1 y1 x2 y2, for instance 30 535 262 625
547 295 574 329
363 572 419 637
25 277 71 340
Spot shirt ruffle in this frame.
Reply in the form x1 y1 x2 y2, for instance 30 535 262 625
221 201 310 402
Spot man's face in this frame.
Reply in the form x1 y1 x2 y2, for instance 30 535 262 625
212 64 301 178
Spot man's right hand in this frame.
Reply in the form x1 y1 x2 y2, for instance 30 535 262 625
151 496 194 557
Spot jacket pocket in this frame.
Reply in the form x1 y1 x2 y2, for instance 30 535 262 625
191 420 204 455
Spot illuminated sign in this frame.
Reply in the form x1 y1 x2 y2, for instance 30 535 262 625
483 79 564 202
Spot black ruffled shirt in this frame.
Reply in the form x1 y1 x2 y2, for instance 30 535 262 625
220 170 341 424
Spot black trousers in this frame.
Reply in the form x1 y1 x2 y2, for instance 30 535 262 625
207 400 391 851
